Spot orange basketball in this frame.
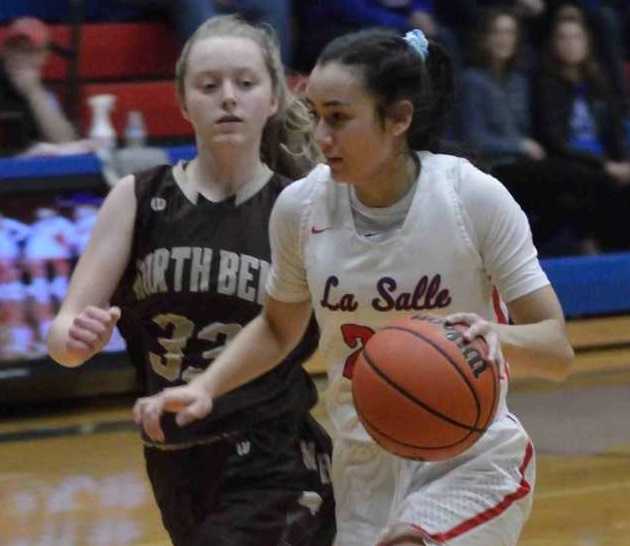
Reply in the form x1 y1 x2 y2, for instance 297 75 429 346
352 314 500 461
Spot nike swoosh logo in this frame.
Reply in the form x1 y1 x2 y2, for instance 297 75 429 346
311 226 332 234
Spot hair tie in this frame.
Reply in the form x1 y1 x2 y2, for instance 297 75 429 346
404 29 429 60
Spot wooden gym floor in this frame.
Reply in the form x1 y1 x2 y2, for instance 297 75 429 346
2 370 630 546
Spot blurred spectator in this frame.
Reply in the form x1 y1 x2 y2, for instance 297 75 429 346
541 2 627 104
118 0 293 65
533 11 630 251
459 8 543 165
473 1 626 92
459 8 626 254
0 17 77 155
535 12 630 183
294 0 462 72
471 1 548 72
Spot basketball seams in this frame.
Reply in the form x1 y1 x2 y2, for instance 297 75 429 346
383 325 484 431
357 406 479 459
352 317 500 461
361 346 487 434
447 322 500 431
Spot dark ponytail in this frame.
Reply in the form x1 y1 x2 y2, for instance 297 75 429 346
419 41 454 151
316 28 454 152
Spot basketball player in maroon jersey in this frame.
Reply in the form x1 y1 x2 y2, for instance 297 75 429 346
47 15 335 546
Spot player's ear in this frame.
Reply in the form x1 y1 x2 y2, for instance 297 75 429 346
386 99 413 137
268 93 279 118
178 91 191 123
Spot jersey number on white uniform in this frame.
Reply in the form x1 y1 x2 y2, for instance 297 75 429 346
148 313 242 382
341 323 375 379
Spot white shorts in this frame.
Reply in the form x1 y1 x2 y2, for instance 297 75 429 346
332 413 535 546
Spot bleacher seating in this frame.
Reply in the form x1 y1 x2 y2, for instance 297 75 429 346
0 18 191 143
44 22 178 82
49 21 188 143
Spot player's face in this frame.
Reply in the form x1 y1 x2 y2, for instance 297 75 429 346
306 62 403 189
487 14 518 64
180 36 278 148
553 21 589 66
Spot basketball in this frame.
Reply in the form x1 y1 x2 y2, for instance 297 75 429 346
352 314 500 461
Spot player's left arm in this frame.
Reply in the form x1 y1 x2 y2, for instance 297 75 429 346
455 161 574 381
500 285 573 381
447 287 573 382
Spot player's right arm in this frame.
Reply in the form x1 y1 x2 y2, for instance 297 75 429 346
47 175 136 367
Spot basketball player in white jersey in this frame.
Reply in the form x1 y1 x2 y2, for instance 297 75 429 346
134 28 574 546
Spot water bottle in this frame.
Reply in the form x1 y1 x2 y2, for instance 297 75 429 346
124 110 147 148
88 94 117 153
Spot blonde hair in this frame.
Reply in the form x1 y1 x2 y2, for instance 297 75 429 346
175 15 320 178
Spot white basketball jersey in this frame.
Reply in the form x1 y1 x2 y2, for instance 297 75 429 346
267 152 550 442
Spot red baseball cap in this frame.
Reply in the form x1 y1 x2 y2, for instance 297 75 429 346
1 17 49 49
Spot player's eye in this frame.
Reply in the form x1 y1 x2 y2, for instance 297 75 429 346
326 112 348 126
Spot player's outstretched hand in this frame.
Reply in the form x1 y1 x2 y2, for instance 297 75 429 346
66 305 121 362
133 383 213 442
444 312 505 371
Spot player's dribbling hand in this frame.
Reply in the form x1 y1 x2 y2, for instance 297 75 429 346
133 383 213 442
444 312 506 373
66 305 121 362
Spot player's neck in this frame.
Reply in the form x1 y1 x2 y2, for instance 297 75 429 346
192 145 265 200
355 153 419 208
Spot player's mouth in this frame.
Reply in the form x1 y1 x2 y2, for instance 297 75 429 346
326 157 343 167
217 115 243 124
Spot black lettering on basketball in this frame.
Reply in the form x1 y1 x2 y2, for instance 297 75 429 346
444 328 463 346
462 346 488 378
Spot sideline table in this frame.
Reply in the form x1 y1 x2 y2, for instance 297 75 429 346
0 144 196 192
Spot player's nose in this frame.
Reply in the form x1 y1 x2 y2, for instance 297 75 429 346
221 81 237 108
314 119 333 149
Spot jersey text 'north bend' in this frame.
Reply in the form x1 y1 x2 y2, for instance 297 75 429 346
114 164 318 447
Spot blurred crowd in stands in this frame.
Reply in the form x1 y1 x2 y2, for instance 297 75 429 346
1 0 630 256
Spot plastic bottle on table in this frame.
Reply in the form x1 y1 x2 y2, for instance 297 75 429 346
124 110 147 148
87 94 117 153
